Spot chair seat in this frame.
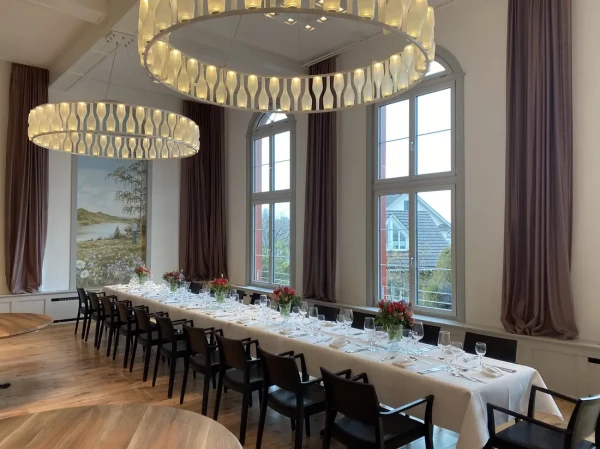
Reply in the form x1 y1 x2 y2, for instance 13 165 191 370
138 331 160 345
334 413 424 447
160 339 188 357
190 352 220 371
119 323 137 335
268 383 326 415
224 364 263 388
493 421 595 449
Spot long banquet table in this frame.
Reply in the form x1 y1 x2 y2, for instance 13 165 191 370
105 285 560 449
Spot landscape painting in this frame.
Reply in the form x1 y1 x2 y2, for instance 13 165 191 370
75 157 148 288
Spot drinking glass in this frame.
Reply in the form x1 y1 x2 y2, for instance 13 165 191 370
300 301 309 328
401 328 412 354
308 306 319 336
374 325 386 350
364 317 375 351
292 306 300 330
438 331 452 370
343 309 353 335
412 322 425 353
317 314 325 331
336 314 345 332
450 341 464 372
475 342 487 370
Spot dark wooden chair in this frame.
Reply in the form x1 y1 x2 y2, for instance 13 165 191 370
214 335 263 445
320 368 434 449
97 295 130 357
75 288 92 339
236 289 246 301
463 332 518 363
129 307 168 381
256 348 328 449
249 293 262 305
86 291 116 347
180 324 222 415
352 311 376 330
113 302 147 368
421 323 441 346
152 315 194 399
190 281 203 294
318 304 340 322
486 386 600 449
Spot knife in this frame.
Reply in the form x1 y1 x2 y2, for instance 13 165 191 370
346 347 369 353
490 364 517 373
418 366 445 375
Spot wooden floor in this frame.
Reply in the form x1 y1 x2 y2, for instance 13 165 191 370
0 323 574 449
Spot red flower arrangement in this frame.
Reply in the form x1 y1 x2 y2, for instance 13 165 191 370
163 270 185 284
270 286 301 307
208 277 231 294
375 299 415 330
134 265 151 282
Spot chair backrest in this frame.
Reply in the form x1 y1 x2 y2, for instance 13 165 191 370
463 332 518 363
352 311 375 330
115 301 130 325
569 395 600 446
190 281 202 294
422 323 441 346
249 293 261 305
156 316 177 343
216 335 249 372
236 289 246 300
100 296 114 321
76 288 88 310
183 324 211 358
133 307 152 332
318 304 340 322
321 368 380 426
259 348 301 393
88 292 100 312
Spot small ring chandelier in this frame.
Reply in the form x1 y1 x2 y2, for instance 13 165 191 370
138 0 435 113
28 38 200 160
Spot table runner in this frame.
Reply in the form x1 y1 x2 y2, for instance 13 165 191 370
104 285 560 449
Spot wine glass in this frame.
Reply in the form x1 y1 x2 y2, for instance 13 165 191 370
343 309 354 335
475 342 487 370
412 322 424 353
450 341 464 372
292 306 300 330
374 325 386 351
308 306 318 335
336 314 345 333
300 301 309 328
317 314 325 331
438 331 451 370
364 317 375 351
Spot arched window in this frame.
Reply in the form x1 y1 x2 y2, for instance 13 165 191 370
371 48 465 319
247 112 296 287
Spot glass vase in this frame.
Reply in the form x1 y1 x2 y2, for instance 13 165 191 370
215 291 226 303
279 303 291 322
169 282 178 292
386 324 403 352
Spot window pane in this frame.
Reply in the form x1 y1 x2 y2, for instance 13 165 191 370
258 112 287 126
274 131 290 190
416 190 452 310
252 204 270 283
379 139 409 179
425 60 446 77
273 202 291 285
417 88 451 135
379 99 409 143
378 194 410 302
253 137 270 192
417 130 451 175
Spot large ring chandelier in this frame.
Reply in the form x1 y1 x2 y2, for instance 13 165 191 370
138 0 435 113
28 101 200 159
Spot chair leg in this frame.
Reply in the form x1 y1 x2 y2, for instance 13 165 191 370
291 419 296 431
96 321 103 349
143 343 152 382
152 347 161 387
112 329 120 360
213 372 224 421
129 335 138 372
240 390 250 446
167 356 177 399
201 374 211 416
294 411 304 449
122 334 131 368
180 358 190 405
85 317 93 342
81 315 88 340
256 390 269 449
305 415 311 437
106 327 114 357
74 310 80 335
322 415 332 449
425 423 434 449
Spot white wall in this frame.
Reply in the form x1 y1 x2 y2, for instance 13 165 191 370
0 61 11 294
42 78 183 291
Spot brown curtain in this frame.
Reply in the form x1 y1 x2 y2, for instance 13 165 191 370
4 64 49 294
302 58 337 302
179 101 227 280
502 0 577 339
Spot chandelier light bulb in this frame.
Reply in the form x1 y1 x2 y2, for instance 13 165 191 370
364 67 374 102
312 76 323 110
206 65 218 100
373 62 384 98
236 75 248 108
353 69 365 104
258 78 269 110
155 0 172 32
333 73 344 108
357 0 375 19
248 74 259 109
344 72 355 106
280 79 291 111
178 0 195 21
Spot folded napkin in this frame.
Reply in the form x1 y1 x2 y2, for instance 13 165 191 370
482 364 503 378
392 358 416 368
236 318 252 324
329 338 349 349
279 328 296 335
321 322 337 328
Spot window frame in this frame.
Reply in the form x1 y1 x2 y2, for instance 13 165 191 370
246 113 296 289
367 48 465 320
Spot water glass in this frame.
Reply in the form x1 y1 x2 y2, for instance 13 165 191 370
317 314 325 331
336 314 345 332
364 317 375 351
300 301 309 327
450 341 464 371
475 342 487 370
308 306 318 335
343 309 353 335
412 322 425 353
401 328 412 354
438 331 452 369
292 306 300 329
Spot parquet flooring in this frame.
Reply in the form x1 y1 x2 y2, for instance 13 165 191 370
0 323 575 449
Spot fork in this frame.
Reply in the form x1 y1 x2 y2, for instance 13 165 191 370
378 355 397 363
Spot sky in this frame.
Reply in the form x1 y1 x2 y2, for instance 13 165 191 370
77 157 139 218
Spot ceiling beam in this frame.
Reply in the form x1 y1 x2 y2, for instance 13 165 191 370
23 0 108 24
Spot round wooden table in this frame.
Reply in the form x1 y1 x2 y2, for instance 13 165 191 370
0 404 242 449
0 313 52 339
0 313 53 389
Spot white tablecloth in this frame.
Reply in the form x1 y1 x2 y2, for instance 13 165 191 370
104 286 560 449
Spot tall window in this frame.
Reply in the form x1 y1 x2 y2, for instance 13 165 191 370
372 51 464 318
248 113 295 287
